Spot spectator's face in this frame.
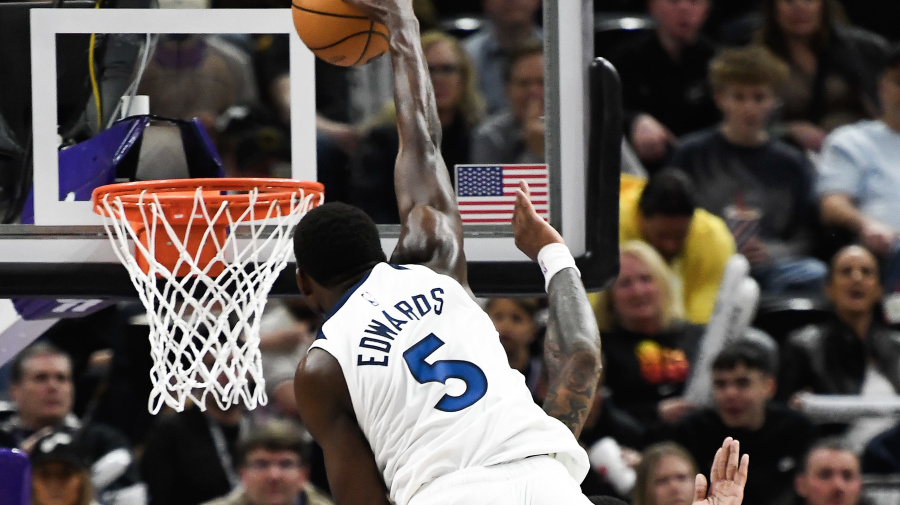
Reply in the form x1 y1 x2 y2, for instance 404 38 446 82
32 461 84 505
775 0 823 39
487 298 537 360
826 246 881 318
612 253 664 328
712 364 774 430
426 40 465 116
878 66 900 120
648 0 710 45
650 454 695 505
506 53 544 124
483 0 540 27
715 83 778 133
639 215 691 262
10 354 73 429
240 449 307 505
795 449 862 505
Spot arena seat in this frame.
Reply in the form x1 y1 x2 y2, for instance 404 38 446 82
752 295 832 344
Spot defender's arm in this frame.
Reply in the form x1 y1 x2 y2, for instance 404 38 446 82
542 269 602 438
512 181 601 437
294 350 391 505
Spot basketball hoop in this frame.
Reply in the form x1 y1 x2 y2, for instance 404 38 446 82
92 178 324 414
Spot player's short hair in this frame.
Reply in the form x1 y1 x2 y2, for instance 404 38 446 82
236 420 310 467
712 339 778 376
503 39 543 85
9 342 72 384
638 169 697 218
708 45 790 94
293 202 387 288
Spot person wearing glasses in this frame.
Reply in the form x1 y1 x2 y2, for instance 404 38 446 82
202 421 334 505
350 30 484 224
471 41 545 165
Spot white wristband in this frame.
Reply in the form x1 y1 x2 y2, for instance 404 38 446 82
537 243 580 292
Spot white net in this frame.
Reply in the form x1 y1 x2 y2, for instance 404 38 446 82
95 182 322 414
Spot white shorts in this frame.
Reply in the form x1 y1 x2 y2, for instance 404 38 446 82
408 455 594 505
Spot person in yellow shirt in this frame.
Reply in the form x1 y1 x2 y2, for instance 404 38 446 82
617 170 735 324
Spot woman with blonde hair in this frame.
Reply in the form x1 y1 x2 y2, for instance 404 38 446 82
350 30 485 223
593 241 703 432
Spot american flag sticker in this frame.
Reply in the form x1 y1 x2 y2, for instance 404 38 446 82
454 164 549 224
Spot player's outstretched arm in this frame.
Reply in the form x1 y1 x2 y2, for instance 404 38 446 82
512 181 601 437
693 437 749 505
294 350 391 505
344 0 467 286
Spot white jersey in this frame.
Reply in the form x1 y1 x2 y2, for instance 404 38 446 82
309 263 589 505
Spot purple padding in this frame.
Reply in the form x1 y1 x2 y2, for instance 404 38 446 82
189 117 224 169
57 117 148 201
21 114 224 224
0 448 31 505
20 117 146 224
12 299 113 320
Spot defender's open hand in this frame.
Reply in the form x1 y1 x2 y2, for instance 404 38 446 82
512 180 564 261
693 437 749 505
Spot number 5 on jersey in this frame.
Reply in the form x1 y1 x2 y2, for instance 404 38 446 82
403 333 488 412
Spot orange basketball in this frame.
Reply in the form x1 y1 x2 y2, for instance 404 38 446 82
292 0 389 67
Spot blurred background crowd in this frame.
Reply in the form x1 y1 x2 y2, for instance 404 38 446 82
2 1 900 505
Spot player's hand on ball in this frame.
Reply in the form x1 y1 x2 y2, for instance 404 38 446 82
512 180 564 262
341 0 412 25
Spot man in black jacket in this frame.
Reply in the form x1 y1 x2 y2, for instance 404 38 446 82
672 340 814 505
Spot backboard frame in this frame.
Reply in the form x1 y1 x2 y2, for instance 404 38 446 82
29 8 318 226
0 0 621 298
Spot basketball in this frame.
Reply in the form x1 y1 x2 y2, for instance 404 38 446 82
291 0 389 67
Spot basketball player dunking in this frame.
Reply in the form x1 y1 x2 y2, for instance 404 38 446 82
292 1 748 504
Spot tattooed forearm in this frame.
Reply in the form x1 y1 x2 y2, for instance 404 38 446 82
541 268 602 438
543 354 599 436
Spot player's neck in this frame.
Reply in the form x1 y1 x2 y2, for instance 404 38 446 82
318 273 373 315
881 113 900 133
316 291 344 316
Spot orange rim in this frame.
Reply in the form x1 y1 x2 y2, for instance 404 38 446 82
92 178 325 225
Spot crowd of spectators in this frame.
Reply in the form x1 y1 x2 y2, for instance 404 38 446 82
3 1 900 505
